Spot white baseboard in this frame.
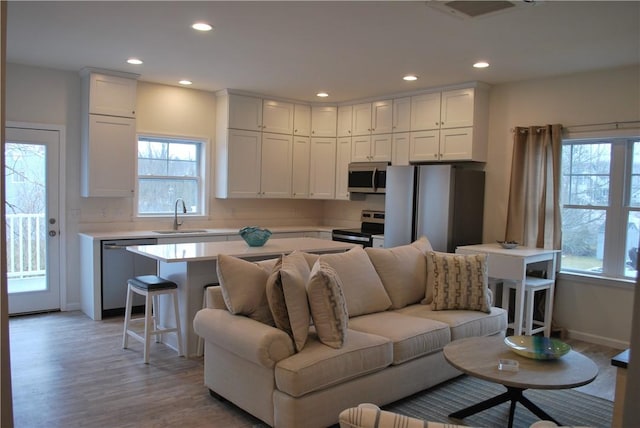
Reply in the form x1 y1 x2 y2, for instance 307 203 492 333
63 302 81 312
567 329 629 350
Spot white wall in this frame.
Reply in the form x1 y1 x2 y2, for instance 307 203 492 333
485 65 640 347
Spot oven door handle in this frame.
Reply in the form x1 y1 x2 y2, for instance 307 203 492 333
332 233 371 243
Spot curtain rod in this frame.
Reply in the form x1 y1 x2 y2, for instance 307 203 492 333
511 120 640 134
563 120 640 132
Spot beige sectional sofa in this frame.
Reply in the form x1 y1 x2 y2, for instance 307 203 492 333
193 238 508 428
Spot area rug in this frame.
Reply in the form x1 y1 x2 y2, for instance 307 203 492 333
383 375 613 428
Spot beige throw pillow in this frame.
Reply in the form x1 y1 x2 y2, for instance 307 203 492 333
306 260 349 348
427 251 490 313
319 246 391 317
266 251 311 351
365 236 433 309
216 254 278 325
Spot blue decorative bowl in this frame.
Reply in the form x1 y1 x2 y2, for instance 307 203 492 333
239 226 272 247
504 335 571 360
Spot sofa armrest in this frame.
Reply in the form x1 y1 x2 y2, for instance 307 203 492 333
205 285 227 309
193 308 295 368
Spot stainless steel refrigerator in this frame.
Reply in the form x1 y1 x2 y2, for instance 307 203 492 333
384 164 485 252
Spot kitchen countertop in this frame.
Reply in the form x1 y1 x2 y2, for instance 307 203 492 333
79 225 336 241
126 237 356 263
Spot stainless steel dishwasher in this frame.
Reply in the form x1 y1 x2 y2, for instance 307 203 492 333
101 238 158 317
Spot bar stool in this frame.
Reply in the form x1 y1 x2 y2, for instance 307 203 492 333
502 277 555 337
122 275 184 363
196 282 219 356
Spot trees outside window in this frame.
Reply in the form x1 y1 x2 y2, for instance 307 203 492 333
561 137 640 279
136 136 205 216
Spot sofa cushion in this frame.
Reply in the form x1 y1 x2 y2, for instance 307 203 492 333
275 328 393 398
396 304 508 340
266 251 312 352
365 236 432 309
306 260 349 349
216 254 278 325
319 246 392 317
427 251 491 313
348 311 450 365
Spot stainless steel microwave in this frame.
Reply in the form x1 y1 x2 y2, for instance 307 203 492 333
347 162 388 194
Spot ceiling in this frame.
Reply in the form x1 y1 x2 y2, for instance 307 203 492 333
6 1 640 103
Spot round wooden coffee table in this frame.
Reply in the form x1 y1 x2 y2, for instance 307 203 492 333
443 336 598 428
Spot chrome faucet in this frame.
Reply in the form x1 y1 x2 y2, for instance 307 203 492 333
173 198 187 230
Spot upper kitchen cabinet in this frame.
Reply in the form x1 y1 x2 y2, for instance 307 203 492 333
294 104 311 136
409 84 489 162
311 106 337 137
392 97 411 133
80 68 139 197
292 136 311 198
260 132 293 197
351 134 392 162
352 100 393 136
262 99 294 135
87 72 137 118
309 137 337 199
227 94 263 131
335 137 352 200
337 105 353 137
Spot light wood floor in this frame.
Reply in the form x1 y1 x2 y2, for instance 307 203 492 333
8 311 621 428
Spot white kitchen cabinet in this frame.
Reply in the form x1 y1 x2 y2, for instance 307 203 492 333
309 137 336 199
351 134 391 162
372 236 385 248
352 103 373 136
337 105 353 137
262 99 294 135
294 104 311 136
393 97 411 133
409 86 488 162
311 106 337 137
335 137 352 200
409 130 440 162
409 128 475 162
81 115 136 197
392 132 410 166
292 136 311 198
222 129 262 198
411 92 441 131
88 72 137 118
260 132 293 198
80 69 138 198
228 94 263 131
371 100 393 134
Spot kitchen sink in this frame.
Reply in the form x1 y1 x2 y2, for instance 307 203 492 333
152 229 209 234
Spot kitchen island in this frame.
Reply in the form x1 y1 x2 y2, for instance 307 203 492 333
126 237 357 357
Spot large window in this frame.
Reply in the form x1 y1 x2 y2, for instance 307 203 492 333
561 137 640 279
136 136 206 216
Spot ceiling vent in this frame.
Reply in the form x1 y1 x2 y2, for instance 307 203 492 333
427 1 535 20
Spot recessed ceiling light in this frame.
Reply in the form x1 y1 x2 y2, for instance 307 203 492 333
179 80 193 85
316 92 329 98
127 58 143 65
473 61 490 68
192 22 213 32
403 75 418 81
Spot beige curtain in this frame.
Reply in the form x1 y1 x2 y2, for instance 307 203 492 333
505 124 563 249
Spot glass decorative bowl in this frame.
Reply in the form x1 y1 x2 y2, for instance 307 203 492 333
239 226 272 247
504 335 571 360
497 240 519 249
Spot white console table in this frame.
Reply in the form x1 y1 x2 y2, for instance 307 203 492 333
455 243 560 336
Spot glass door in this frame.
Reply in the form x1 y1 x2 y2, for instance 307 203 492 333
4 127 60 314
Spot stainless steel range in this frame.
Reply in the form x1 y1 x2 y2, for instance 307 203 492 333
331 210 385 248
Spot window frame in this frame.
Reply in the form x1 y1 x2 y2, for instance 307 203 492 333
560 133 640 282
134 133 209 219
